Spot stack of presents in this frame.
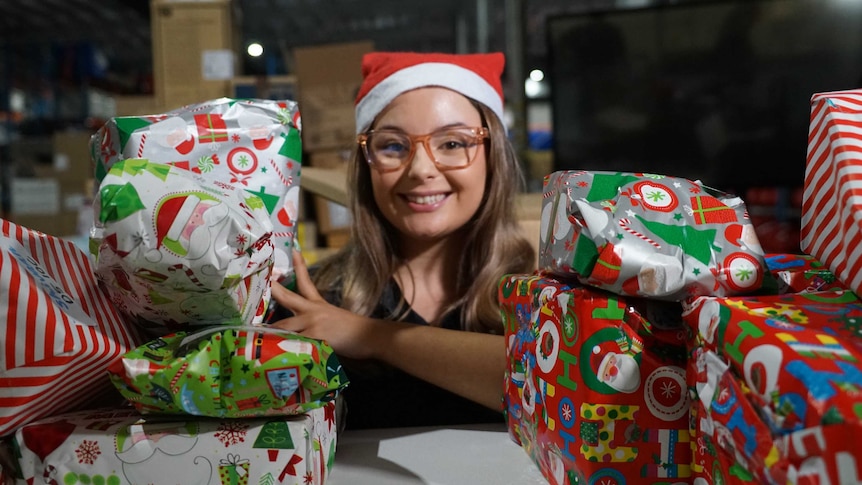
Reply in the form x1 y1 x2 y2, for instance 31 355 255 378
501 88 862 485
0 98 349 485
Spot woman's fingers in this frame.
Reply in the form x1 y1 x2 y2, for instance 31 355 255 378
292 250 323 301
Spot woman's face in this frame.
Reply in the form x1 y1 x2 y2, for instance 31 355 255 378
368 87 488 244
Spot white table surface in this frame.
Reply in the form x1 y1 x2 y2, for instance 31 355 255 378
327 422 549 485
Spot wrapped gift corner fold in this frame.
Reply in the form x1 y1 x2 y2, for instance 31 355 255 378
539 171 768 301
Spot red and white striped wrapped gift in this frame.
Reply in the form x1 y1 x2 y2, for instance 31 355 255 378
0 219 140 437
801 89 862 296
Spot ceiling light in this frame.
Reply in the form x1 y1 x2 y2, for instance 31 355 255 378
247 43 264 57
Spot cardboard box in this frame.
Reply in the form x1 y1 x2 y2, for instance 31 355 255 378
293 41 374 151
150 0 237 109
113 94 163 116
6 177 80 237
231 74 297 101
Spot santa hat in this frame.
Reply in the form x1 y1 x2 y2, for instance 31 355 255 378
354 51 506 133
156 194 202 255
591 342 618 381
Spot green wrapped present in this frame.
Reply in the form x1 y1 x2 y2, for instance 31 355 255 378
108 325 349 418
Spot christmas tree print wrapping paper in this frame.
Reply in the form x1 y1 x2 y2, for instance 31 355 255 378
682 288 862 484
108 326 349 418
92 158 274 334
539 171 768 301
801 89 862 298
7 403 336 485
500 273 692 485
90 97 302 282
0 219 141 438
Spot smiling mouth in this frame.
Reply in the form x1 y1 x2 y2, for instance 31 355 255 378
404 194 446 205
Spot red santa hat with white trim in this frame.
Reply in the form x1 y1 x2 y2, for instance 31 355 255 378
354 51 506 133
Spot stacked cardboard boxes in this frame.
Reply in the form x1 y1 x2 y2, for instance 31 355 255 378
6 131 94 238
294 41 374 249
150 0 237 110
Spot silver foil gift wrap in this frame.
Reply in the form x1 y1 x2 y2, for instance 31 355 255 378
538 170 768 300
92 159 274 334
90 97 302 281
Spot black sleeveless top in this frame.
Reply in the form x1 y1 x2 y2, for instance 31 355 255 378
268 279 504 430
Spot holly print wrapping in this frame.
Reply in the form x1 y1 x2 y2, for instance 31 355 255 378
683 290 862 483
539 171 767 301
92 158 274 334
108 326 349 418
10 404 337 485
89 97 303 282
500 274 692 485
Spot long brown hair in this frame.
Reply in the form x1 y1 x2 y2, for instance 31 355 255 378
311 100 535 334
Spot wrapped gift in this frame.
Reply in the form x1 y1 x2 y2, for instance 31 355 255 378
801 89 862 297
90 98 302 280
763 253 848 294
683 291 862 483
92 158 274 334
8 403 336 485
109 326 349 418
539 171 767 300
0 219 140 437
500 274 692 484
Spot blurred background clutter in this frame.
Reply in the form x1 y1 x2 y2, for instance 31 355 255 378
1 0 857 255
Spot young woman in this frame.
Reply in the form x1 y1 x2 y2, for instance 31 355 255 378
269 52 536 429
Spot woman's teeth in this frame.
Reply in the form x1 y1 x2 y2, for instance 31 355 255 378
406 194 445 205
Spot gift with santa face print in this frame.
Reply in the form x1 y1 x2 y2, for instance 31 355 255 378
90 97 302 281
683 289 862 483
539 171 768 301
500 273 692 485
7 404 337 485
92 158 274 334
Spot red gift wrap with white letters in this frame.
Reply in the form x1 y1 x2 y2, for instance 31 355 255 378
683 290 862 483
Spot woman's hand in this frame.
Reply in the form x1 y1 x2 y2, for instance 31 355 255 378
269 251 381 360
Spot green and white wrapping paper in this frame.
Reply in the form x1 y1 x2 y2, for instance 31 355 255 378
90 97 302 280
9 404 336 485
539 170 768 300
108 326 349 418
92 158 274 332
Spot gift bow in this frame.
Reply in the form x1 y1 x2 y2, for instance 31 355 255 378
220 453 250 477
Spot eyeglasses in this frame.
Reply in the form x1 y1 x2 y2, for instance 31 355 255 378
357 127 489 173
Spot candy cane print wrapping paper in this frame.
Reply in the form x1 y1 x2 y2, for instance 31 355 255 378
0 219 141 437
801 89 862 296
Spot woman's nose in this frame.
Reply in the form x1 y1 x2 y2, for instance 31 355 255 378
406 140 438 177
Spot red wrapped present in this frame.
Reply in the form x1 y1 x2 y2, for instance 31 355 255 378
500 274 691 484
0 219 141 437
801 89 862 296
763 253 849 294
683 290 862 483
